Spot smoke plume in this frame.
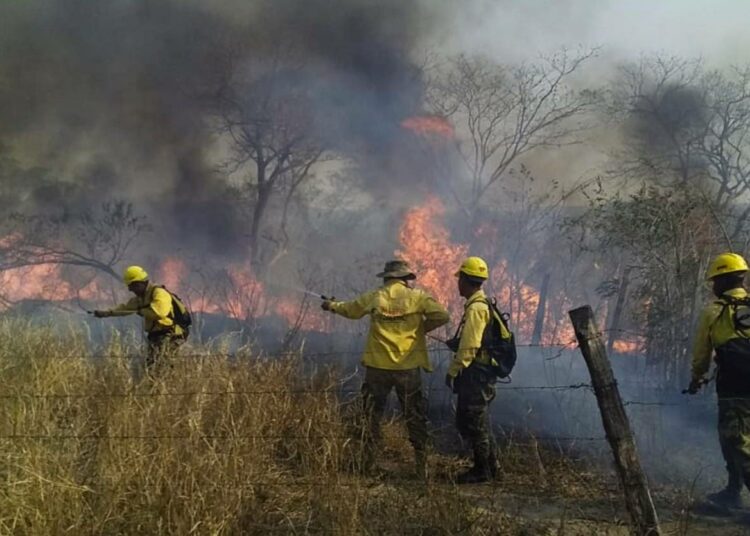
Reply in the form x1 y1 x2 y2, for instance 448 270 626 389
0 0 437 253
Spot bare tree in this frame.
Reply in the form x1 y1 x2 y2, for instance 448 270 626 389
611 55 750 241
0 201 147 282
427 49 599 220
210 44 326 271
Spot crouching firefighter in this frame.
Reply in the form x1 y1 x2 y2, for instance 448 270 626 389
92 265 191 378
445 257 516 484
321 260 449 478
688 252 750 510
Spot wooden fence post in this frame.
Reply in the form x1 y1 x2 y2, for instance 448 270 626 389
568 305 661 536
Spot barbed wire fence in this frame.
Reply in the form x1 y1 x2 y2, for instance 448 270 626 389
0 339 720 447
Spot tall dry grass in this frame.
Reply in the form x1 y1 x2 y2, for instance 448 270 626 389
0 319 516 535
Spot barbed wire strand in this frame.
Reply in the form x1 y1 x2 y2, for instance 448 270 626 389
0 342 578 361
0 383 596 400
0 433 608 442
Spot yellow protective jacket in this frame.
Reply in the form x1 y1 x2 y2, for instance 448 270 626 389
329 280 449 371
107 284 183 336
447 289 494 378
691 288 749 381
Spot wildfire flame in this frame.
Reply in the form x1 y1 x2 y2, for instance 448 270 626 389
396 196 576 345
0 264 105 304
0 196 636 351
397 197 467 310
154 258 330 332
401 115 455 139
611 339 645 354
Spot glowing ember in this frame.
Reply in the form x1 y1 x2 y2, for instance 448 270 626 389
401 115 455 139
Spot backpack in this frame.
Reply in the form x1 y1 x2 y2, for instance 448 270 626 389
159 285 192 338
446 296 517 379
481 297 517 379
713 295 750 334
711 295 750 396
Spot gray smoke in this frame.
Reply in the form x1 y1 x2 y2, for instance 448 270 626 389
0 0 438 254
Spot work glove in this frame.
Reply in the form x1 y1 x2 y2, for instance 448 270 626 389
93 310 109 318
321 300 333 312
445 373 454 392
686 378 703 395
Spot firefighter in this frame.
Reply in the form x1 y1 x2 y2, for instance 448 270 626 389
321 259 449 478
689 252 750 509
445 256 498 484
93 265 185 377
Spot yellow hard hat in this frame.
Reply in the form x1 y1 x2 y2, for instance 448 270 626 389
123 265 149 285
455 256 489 279
706 253 749 280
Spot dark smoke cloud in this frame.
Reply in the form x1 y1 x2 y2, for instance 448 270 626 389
0 0 237 251
0 0 437 254
263 0 425 148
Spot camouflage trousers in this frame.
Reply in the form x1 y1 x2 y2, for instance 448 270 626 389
718 398 750 492
455 363 497 467
361 367 429 460
132 331 183 382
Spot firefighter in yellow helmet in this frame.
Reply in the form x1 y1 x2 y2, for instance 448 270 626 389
689 252 750 510
93 266 187 378
445 256 499 483
321 260 449 478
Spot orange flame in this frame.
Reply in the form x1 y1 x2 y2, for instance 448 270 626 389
396 196 576 345
154 258 330 332
397 197 467 311
611 338 645 354
401 115 455 139
0 195 594 345
0 264 106 304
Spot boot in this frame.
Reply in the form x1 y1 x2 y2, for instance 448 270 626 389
706 487 743 510
456 463 492 484
457 451 493 484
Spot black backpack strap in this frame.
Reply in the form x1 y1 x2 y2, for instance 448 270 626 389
708 300 728 335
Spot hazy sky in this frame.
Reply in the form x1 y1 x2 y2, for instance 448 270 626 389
444 0 750 66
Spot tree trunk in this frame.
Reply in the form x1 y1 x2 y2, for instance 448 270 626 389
531 273 551 345
249 182 273 271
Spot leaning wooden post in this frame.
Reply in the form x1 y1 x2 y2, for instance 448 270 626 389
568 305 661 536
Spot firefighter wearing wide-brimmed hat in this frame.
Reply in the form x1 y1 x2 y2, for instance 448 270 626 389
689 252 750 510
93 265 188 379
446 256 499 484
322 260 449 478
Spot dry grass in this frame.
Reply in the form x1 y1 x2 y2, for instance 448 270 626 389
9 319 730 534
0 319 542 535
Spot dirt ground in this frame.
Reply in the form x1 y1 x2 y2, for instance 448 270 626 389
370 425 750 535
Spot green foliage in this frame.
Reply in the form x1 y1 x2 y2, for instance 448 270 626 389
566 183 728 385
